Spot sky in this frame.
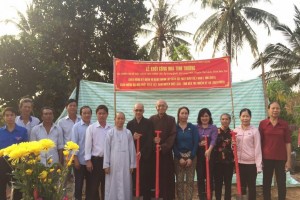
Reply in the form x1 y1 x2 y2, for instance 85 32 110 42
0 0 299 82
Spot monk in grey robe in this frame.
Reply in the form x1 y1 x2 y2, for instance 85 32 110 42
103 112 136 200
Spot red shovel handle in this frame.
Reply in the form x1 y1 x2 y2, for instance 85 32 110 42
231 131 242 195
155 130 161 199
136 137 140 197
205 136 211 200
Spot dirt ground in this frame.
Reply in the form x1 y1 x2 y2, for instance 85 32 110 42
67 172 300 199
190 173 300 200
6 173 300 199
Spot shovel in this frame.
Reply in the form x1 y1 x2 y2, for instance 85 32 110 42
205 136 211 200
133 137 143 200
231 131 242 200
151 130 163 200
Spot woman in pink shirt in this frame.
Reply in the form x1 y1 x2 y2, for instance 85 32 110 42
234 108 262 200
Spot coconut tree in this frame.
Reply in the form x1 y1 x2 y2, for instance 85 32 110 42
141 0 192 61
192 0 278 125
193 0 278 58
252 5 300 87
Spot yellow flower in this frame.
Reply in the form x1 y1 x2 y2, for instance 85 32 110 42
64 141 79 152
27 159 37 165
2 144 18 156
63 150 69 156
8 146 28 164
49 168 54 173
38 170 48 179
29 141 44 155
0 149 4 157
25 169 33 175
57 169 61 174
39 139 55 151
47 158 53 164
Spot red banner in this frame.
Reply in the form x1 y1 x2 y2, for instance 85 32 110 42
114 57 231 91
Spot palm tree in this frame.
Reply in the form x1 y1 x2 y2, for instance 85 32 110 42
252 5 300 87
0 3 39 40
193 0 278 59
140 0 192 61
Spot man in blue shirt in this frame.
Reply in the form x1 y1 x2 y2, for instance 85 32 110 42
71 106 92 200
58 99 81 145
0 107 28 200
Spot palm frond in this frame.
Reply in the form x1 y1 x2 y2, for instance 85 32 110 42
193 12 222 52
243 7 278 35
141 0 191 60
194 0 275 59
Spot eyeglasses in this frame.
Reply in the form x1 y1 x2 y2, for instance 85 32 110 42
134 109 143 112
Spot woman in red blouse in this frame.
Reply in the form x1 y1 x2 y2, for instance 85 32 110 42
259 102 291 200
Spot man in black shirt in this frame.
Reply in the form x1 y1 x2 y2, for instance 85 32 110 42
127 103 154 200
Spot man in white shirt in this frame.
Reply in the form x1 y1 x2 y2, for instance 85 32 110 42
85 105 112 200
31 107 64 165
15 97 40 138
58 99 81 145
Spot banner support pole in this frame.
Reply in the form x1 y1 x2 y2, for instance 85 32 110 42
113 57 117 117
229 57 236 128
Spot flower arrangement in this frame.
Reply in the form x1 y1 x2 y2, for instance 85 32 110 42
0 139 79 200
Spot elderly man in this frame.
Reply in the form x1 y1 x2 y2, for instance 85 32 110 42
149 99 176 200
15 97 40 138
127 103 154 200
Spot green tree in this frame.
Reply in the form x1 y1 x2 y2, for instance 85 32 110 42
0 33 70 117
170 44 193 61
0 3 70 116
252 5 300 87
141 0 192 61
193 0 278 58
0 0 149 116
267 80 293 122
30 0 148 98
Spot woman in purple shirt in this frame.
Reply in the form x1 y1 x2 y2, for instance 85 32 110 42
196 108 218 200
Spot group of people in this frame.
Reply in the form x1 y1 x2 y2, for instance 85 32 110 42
0 97 291 200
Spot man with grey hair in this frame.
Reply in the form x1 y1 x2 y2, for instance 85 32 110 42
15 97 40 138
149 99 176 199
